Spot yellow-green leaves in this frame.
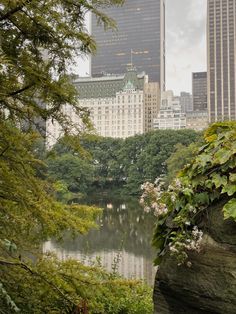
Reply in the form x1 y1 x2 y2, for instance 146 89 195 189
223 198 236 220
211 173 228 189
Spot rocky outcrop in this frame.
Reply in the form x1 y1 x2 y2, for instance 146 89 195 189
153 201 236 314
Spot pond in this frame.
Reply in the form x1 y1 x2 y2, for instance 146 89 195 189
44 193 157 286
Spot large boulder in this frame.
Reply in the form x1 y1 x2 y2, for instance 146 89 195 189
153 201 236 314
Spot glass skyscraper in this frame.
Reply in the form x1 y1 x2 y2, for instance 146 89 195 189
91 0 165 91
192 72 207 112
207 0 236 122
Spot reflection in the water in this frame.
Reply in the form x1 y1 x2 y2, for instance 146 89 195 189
44 195 157 286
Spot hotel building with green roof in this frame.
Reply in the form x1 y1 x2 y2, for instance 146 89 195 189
46 67 160 147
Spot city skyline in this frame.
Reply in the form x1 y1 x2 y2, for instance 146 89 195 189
76 0 207 95
91 0 165 90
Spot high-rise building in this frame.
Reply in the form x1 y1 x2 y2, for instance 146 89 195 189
186 111 209 131
144 82 161 132
153 91 186 130
207 0 236 122
91 0 165 90
180 92 193 112
192 72 208 112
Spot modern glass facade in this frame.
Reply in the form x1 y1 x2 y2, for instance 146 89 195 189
192 72 207 112
207 0 236 122
91 0 165 90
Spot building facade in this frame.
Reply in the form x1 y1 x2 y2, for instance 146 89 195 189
144 82 161 132
207 0 236 122
153 91 186 130
192 72 207 112
180 91 193 112
186 111 209 131
46 68 160 147
91 0 165 90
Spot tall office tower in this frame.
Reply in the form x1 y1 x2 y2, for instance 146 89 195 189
91 0 165 91
207 0 236 122
192 72 208 111
144 82 161 132
180 92 193 112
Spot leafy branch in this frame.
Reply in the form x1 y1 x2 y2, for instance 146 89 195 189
142 122 236 265
0 258 76 311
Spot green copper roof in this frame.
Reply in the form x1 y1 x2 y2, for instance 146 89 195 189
73 68 146 99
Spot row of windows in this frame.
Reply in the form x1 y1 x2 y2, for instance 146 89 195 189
97 124 142 130
117 95 143 103
95 119 142 125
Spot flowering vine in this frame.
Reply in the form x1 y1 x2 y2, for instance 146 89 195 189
141 122 236 266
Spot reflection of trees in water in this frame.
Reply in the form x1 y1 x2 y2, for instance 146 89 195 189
54 195 156 258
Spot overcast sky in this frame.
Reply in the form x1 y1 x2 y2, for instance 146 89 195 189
76 0 207 96
166 0 207 94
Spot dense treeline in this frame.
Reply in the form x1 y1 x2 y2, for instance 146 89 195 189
47 129 202 197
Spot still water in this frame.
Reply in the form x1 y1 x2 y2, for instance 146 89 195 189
44 194 157 286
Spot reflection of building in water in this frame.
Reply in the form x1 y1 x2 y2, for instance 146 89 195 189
43 241 156 285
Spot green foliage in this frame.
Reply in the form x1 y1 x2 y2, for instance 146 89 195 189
47 153 94 194
1 256 152 314
0 0 124 130
0 282 20 313
49 129 201 196
0 1 153 312
223 198 236 220
143 122 236 265
165 141 203 185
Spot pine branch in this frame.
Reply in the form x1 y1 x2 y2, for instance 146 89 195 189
0 0 34 22
8 84 35 97
0 145 9 157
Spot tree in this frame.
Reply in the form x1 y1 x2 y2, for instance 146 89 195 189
0 0 124 130
0 1 153 313
165 141 203 185
47 153 95 194
46 130 201 196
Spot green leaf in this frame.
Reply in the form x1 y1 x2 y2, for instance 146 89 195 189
229 173 236 183
222 184 236 196
223 198 236 220
195 153 212 167
182 188 193 197
214 148 232 165
211 173 228 188
194 192 210 205
1 239 17 253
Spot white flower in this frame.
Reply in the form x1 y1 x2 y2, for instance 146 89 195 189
139 197 145 205
170 194 176 202
153 203 168 217
169 245 179 253
144 206 151 213
174 178 182 189
187 261 192 268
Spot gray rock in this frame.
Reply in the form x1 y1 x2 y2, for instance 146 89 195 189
153 201 236 314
